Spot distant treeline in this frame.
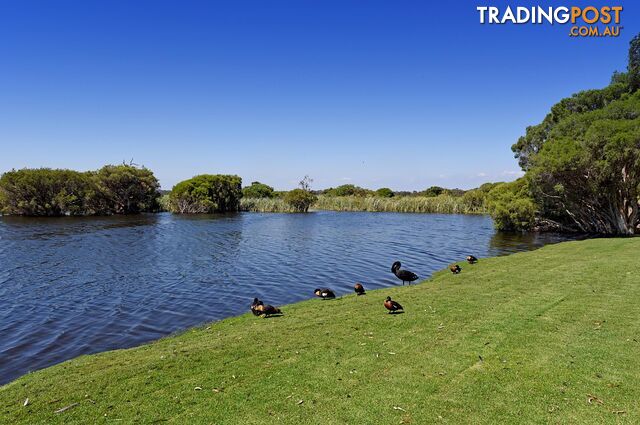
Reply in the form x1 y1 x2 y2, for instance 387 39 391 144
239 181 518 217
0 167 501 218
0 165 160 216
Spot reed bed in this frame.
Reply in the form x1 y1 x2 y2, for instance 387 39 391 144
313 195 486 214
241 195 487 214
240 197 299 213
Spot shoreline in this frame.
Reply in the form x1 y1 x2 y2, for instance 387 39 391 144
2 237 638 423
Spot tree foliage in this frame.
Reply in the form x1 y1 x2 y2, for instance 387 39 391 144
485 179 537 231
0 165 160 216
629 33 640 92
374 187 394 198
284 176 317 212
284 189 316 212
323 184 371 197
93 165 160 214
169 174 242 214
242 181 274 199
419 186 445 197
526 92 640 234
507 34 640 234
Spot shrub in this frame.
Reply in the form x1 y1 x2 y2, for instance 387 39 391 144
169 174 242 214
374 188 394 198
93 165 160 214
419 186 445 197
242 181 274 199
486 179 537 231
323 184 371 197
0 165 160 216
284 189 317 212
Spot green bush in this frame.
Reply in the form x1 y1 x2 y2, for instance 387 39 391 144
323 184 371 197
169 174 242 214
420 186 444 197
486 179 536 231
0 165 160 216
284 189 317 212
242 181 274 199
374 188 394 198
93 165 160 214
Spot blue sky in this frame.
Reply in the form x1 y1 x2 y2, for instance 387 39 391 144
0 0 637 190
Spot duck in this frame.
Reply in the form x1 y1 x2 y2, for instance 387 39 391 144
466 255 478 264
450 264 462 274
254 303 282 317
314 288 336 300
384 296 403 314
391 261 419 285
250 297 264 316
354 283 366 296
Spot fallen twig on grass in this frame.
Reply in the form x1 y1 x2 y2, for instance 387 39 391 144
587 394 604 405
55 402 79 414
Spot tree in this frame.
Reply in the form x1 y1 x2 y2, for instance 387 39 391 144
506 35 640 235
284 189 316 212
526 92 640 234
485 179 537 231
512 82 629 170
629 33 640 92
169 174 242 214
0 165 160 216
284 176 317 212
324 184 371 197
419 186 444 197
375 187 394 198
0 168 93 216
242 181 274 198
93 165 160 214
299 175 313 192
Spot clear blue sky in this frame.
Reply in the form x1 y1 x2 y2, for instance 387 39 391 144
0 0 637 190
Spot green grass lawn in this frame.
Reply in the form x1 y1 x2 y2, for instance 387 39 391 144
2 238 639 424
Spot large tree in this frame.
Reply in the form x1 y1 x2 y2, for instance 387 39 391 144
521 90 640 235
508 34 640 235
629 33 640 92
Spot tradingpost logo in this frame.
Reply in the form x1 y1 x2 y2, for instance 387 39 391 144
477 5 623 37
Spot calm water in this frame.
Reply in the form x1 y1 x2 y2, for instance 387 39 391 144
0 212 577 384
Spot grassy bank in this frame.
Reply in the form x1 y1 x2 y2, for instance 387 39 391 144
2 238 639 423
241 194 486 214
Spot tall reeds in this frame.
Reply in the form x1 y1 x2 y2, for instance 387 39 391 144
241 195 487 214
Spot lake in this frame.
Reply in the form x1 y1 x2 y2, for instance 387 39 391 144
0 212 577 384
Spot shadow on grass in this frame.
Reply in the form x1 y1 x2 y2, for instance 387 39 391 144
261 313 285 319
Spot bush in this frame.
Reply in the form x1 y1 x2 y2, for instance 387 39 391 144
284 189 317 212
374 188 394 198
0 165 160 216
169 174 242 214
93 165 160 214
242 181 274 199
418 186 445 197
323 184 371 197
486 179 537 231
